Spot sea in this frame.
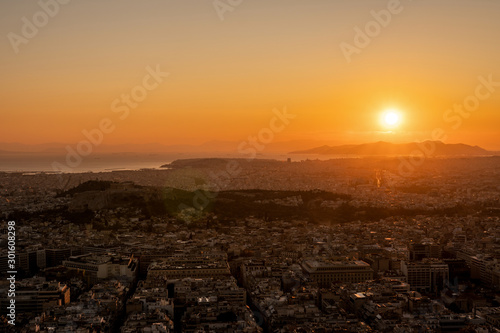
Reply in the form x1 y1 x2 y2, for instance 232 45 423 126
0 152 329 173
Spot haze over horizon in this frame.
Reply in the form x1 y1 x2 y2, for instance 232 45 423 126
0 139 497 157
1 0 500 151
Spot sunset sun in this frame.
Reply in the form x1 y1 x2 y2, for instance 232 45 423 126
381 109 402 128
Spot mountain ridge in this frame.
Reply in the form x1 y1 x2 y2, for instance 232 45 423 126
0 140 498 156
290 141 496 156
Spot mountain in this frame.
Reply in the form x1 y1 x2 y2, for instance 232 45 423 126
290 141 494 156
1 140 494 156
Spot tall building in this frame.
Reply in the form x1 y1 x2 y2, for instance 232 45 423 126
45 248 72 267
37 250 46 269
401 259 449 293
409 243 441 261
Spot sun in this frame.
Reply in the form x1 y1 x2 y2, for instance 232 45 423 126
381 109 402 128
385 112 399 125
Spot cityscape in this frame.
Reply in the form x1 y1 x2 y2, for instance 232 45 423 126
1 155 500 332
2 0 500 332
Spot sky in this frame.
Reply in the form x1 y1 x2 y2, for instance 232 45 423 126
1 0 500 150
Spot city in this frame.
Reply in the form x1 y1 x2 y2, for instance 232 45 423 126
2 0 500 331
1 156 500 331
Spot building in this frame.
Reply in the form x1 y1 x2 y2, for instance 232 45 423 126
147 256 231 280
0 279 70 315
401 259 449 293
45 248 72 267
63 253 138 283
301 260 374 288
363 254 390 273
409 243 441 261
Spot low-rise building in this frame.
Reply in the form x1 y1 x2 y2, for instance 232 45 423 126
301 259 373 287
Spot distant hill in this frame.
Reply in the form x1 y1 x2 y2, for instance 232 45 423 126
1 140 497 156
290 141 494 156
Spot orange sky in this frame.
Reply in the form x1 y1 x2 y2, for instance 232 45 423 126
1 0 499 150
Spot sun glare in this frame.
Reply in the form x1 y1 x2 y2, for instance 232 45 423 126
381 109 402 128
